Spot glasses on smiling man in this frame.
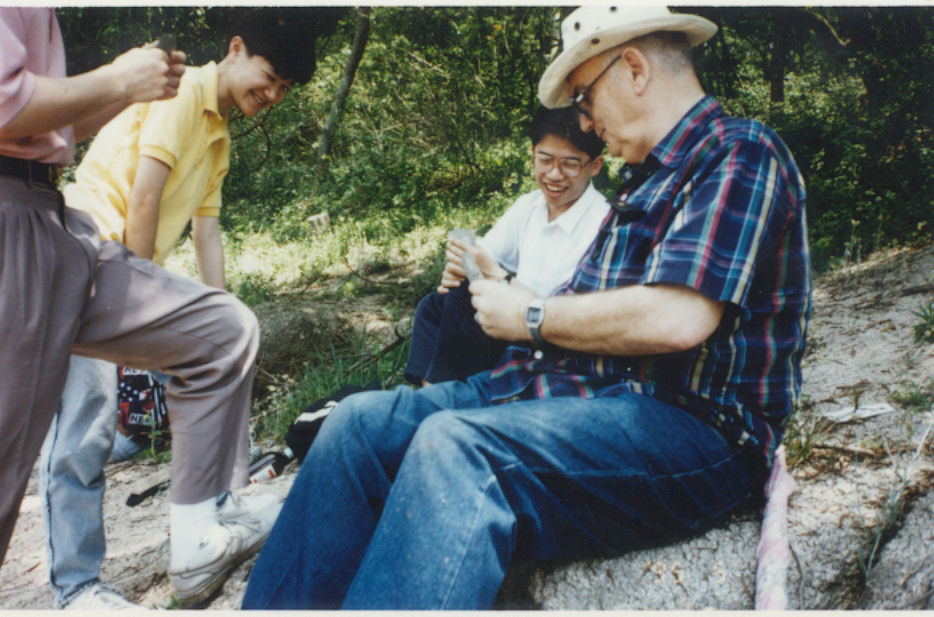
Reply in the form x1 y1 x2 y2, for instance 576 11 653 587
533 152 591 178
570 54 622 120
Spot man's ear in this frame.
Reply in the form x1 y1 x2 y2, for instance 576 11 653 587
620 46 650 95
227 35 245 58
589 155 605 177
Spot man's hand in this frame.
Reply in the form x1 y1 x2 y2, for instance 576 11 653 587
108 44 186 103
469 279 537 342
438 237 508 294
0 42 186 141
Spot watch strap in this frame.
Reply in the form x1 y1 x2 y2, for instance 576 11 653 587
525 298 546 346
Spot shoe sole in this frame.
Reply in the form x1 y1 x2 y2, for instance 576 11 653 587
168 527 271 605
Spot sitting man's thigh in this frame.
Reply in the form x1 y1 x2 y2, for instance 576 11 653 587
416 393 763 546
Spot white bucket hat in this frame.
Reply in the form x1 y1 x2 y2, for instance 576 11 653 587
538 5 717 108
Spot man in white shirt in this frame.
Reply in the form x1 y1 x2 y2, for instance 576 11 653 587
405 106 608 385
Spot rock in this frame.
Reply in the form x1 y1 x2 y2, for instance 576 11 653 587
509 513 760 610
859 472 934 609
251 300 349 397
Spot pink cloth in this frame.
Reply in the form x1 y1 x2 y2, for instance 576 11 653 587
755 445 797 609
0 7 74 165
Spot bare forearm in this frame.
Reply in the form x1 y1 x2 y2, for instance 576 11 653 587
1 72 123 139
193 216 225 290
539 285 724 356
470 280 725 356
124 195 159 261
72 100 130 143
124 155 172 261
0 47 184 140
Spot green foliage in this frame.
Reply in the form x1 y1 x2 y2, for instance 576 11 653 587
889 378 934 413
222 7 556 244
59 7 934 272
696 7 934 273
911 302 934 346
782 398 833 469
58 7 225 73
250 330 410 442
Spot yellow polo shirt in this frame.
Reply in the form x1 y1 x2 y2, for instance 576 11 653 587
64 62 230 265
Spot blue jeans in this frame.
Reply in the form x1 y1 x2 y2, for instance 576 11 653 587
39 355 148 606
242 373 765 609
405 286 507 385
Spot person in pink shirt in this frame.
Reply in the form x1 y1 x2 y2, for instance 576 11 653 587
1 7 281 607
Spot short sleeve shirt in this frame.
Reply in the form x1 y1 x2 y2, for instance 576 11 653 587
478 183 610 296
490 96 812 467
63 63 230 265
0 8 74 165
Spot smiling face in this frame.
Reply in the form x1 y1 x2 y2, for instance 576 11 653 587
532 134 603 215
220 37 294 117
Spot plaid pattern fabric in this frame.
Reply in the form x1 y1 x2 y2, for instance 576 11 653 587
490 96 811 466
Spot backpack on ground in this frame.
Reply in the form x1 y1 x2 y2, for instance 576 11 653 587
285 381 381 463
117 366 170 451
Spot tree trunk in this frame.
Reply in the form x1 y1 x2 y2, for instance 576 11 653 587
316 7 371 171
767 8 789 123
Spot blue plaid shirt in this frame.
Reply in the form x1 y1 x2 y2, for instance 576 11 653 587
489 96 811 467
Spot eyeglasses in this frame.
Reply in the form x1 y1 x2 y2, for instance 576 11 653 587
533 152 591 178
570 54 621 120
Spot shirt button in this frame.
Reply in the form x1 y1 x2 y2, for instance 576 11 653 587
533 350 544 360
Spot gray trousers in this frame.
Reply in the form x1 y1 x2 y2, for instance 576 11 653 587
0 176 257 565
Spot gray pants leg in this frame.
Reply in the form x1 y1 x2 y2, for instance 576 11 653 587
0 177 256 565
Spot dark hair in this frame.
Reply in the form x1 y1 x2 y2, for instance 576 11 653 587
233 7 345 83
529 106 604 158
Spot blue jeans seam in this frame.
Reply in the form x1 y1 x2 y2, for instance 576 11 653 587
438 471 500 608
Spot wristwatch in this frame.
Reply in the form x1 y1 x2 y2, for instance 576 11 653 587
525 298 546 346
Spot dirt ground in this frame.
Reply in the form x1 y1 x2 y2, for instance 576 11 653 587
1 241 933 610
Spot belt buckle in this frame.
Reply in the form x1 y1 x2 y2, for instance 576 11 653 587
27 160 55 188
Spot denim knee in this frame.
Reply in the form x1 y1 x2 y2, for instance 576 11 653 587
316 389 410 462
405 410 494 471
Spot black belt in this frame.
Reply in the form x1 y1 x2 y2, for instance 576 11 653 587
0 155 58 187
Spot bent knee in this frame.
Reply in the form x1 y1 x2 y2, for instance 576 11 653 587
409 410 481 454
213 293 260 357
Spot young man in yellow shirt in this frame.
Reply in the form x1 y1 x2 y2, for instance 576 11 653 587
39 8 337 608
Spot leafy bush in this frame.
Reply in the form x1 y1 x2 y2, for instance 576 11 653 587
912 302 934 345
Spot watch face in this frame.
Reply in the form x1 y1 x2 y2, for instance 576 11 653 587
526 306 543 324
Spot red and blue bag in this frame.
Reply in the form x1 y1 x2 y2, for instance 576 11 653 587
117 366 170 451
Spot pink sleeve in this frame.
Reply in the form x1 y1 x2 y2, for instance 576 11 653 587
0 7 73 165
0 8 38 127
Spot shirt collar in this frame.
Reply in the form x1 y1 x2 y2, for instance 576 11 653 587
201 61 222 119
617 95 724 183
540 183 601 234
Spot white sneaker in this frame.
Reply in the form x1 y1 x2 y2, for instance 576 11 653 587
63 583 139 610
218 491 281 529
168 492 281 604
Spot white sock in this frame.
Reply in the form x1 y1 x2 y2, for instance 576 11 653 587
169 495 222 569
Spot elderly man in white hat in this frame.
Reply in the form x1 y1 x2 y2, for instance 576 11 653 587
242 6 811 610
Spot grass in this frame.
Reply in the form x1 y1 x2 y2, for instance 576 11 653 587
912 301 934 345
782 397 835 470
856 423 934 587
249 330 411 446
889 378 934 414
